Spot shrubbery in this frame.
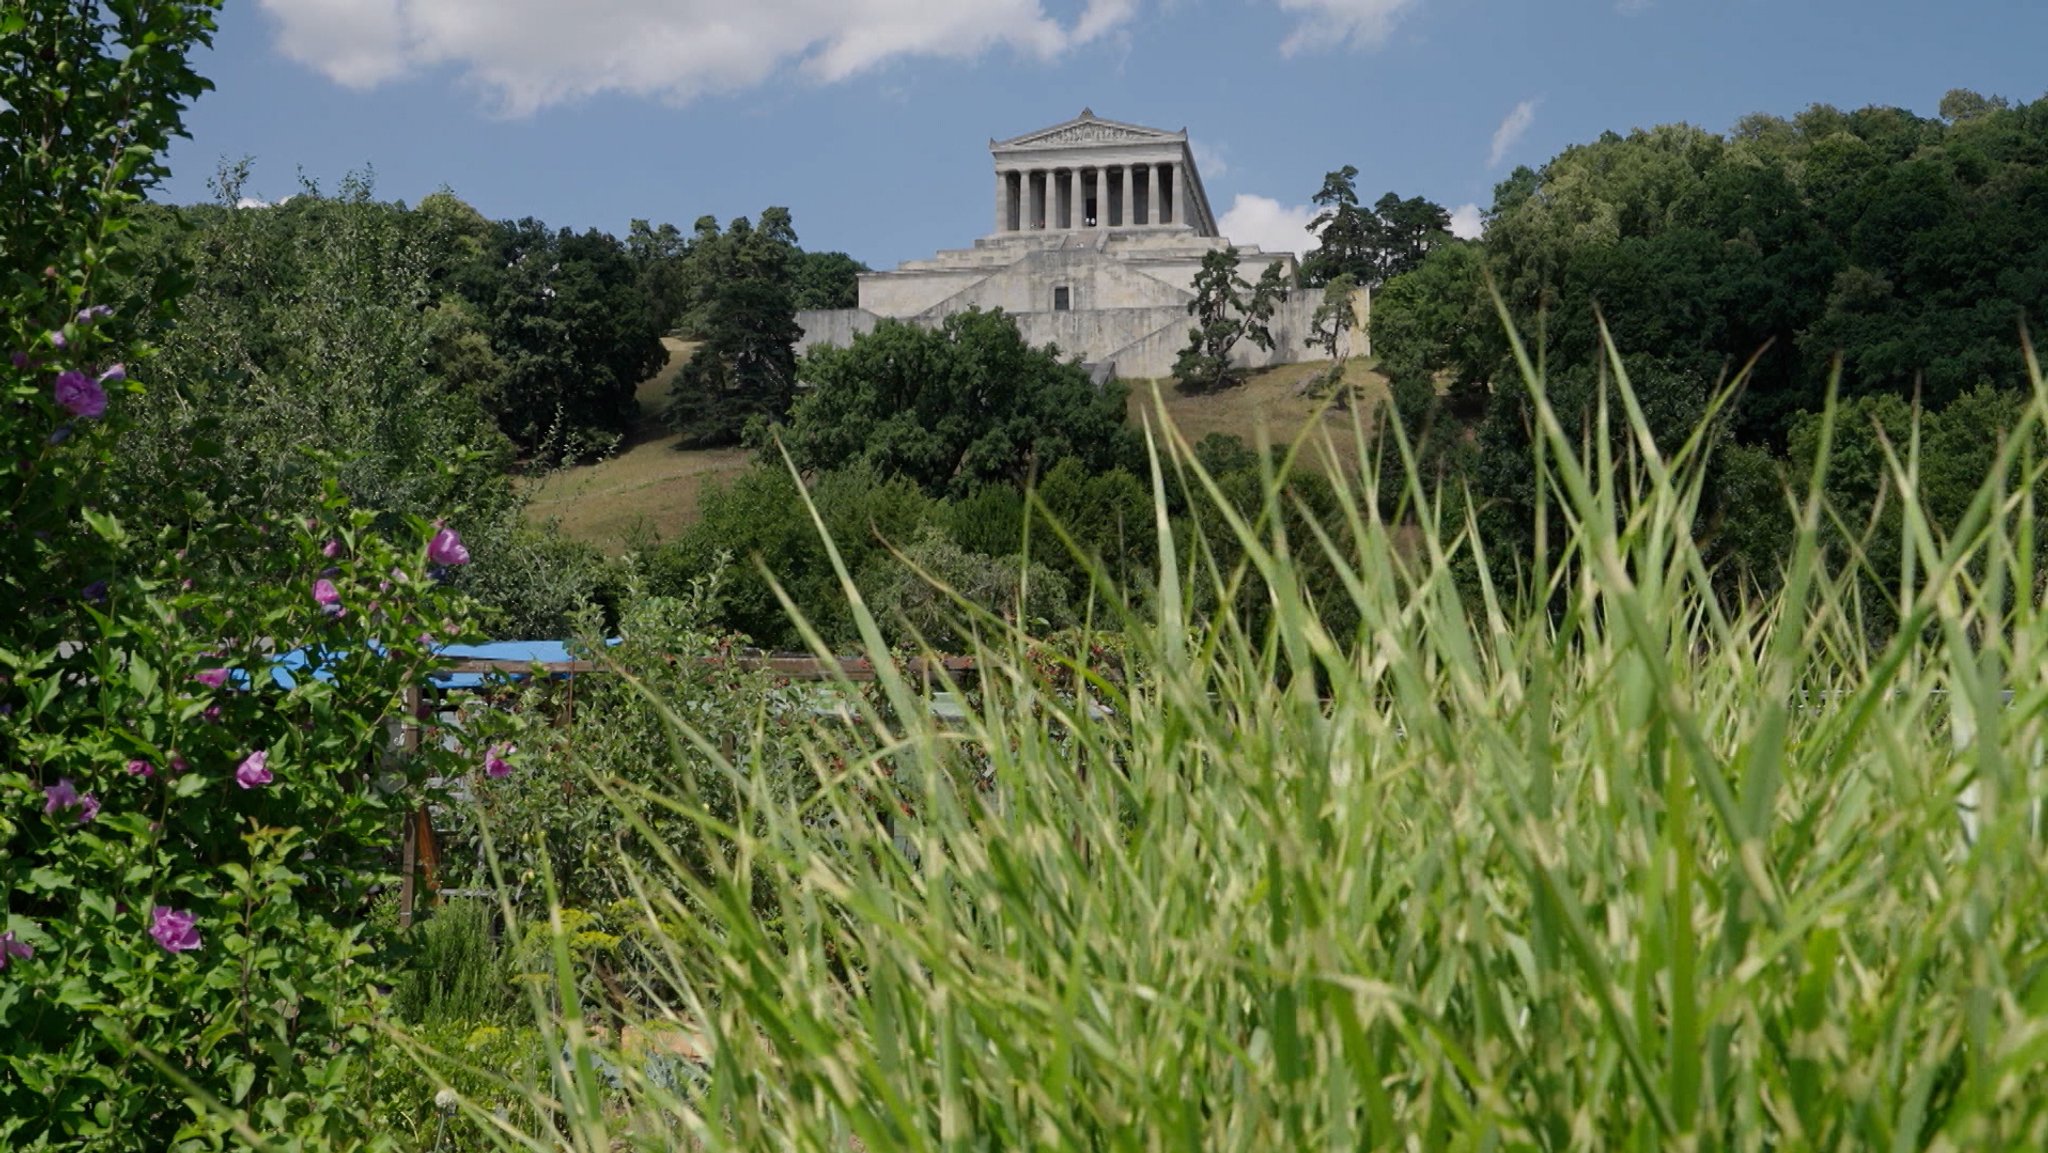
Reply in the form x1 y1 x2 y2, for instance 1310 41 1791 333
1 8 495 1146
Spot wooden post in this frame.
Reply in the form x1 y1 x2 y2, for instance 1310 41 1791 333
398 684 423 930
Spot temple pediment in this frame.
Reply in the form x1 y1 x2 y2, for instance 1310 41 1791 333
993 109 1185 151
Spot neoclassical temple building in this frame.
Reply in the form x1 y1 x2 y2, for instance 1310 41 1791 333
797 110 1339 380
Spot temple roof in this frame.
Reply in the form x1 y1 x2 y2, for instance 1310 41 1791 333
991 109 1187 151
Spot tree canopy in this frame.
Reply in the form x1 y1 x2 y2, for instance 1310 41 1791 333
781 308 1138 498
1301 166 1453 288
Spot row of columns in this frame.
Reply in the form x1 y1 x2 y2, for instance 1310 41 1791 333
995 161 1180 233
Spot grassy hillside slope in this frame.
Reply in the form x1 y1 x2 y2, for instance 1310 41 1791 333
524 341 1386 555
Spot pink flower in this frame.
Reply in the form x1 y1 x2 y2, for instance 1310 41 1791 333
427 526 470 567
0 930 32 969
484 742 515 779
76 795 100 823
235 749 272 790
44 779 79 814
322 538 342 558
194 668 229 689
126 759 154 778
202 705 222 724
149 907 201 954
313 578 342 615
97 363 125 384
53 370 106 419
170 756 188 774
47 330 66 350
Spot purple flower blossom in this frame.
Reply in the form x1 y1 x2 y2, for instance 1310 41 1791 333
202 705 222 724
53 370 106 419
484 742 515 779
170 756 189 774
81 580 108 603
313 578 342 615
10 351 29 369
44 779 79 814
149 907 201 954
76 795 100 823
98 363 126 384
0 930 32 970
127 759 154 778
235 749 272 790
427 526 471 567
76 305 113 324
194 668 229 689
322 538 342 558
47 330 66 350
48 426 72 446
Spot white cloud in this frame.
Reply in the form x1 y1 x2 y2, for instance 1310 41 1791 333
1448 202 1483 239
256 0 1141 116
1273 0 1421 55
1489 98 1537 168
1217 194 1319 258
1191 139 1229 179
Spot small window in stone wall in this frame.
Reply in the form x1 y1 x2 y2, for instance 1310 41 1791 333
1053 286 1071 311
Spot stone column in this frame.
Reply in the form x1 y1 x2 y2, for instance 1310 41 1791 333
1091 168 1106 229
1069 168 1083 231
996 170 1009 232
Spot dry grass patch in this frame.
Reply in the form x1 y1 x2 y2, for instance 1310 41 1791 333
520 339 751 554
1134 356 1386 470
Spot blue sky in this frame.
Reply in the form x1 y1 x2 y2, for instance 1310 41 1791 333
160 1 2048 269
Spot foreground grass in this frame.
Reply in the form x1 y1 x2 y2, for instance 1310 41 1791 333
445 334 2048 1150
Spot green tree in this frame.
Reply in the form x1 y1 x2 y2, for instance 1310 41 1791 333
1306 273 1359 363
490 219 668 455
626 217 692 334
1367 191 1454 284
791 249 869 311
784 309 1137 498
664 210 805 446
1173 248 1290 392
1301 166 1369 288
1369 240 1494 403
1302 166 1452 287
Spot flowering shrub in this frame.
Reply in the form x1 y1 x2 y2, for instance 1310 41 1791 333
0 3 489 1146
0 499 488 1147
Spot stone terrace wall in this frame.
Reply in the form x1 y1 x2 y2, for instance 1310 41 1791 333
796 293 1354 381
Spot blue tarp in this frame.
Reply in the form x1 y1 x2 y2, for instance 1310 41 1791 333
255 640 612 691
430 639 616 689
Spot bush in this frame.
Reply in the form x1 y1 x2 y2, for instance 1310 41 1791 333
1 8 488 1146
395 900 513 1027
